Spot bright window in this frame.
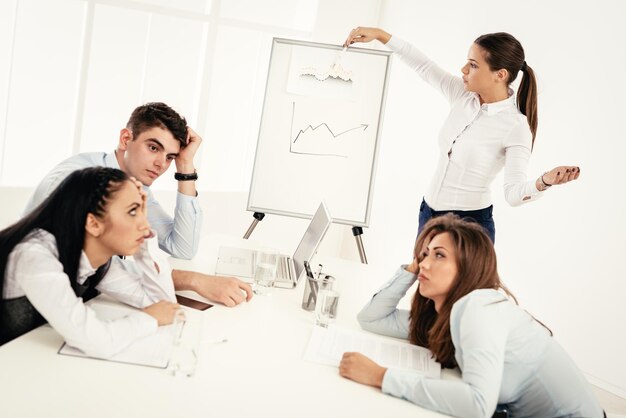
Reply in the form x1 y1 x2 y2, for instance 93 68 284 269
0 0 318 191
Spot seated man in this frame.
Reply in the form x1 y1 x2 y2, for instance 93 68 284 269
24 102 251 306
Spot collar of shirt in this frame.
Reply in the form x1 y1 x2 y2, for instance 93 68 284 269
104 150 152 193
475 88 516 116
77 251 98 285
104 150 121 169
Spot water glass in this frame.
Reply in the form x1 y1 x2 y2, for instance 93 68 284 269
314 288 340 327
253 249 279 295
167 310 199 377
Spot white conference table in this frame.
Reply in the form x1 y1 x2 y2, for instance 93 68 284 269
0 234 458 418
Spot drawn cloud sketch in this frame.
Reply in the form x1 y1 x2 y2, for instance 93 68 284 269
287 47 357 101
289 101 369 158
299 62 353 82
298 47 353 82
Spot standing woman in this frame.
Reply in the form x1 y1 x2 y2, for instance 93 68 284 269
344 28 580 242
0 167 180 357
339 215 603 417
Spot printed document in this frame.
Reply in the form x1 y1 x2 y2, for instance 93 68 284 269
304 325 441 378
57 297 174 368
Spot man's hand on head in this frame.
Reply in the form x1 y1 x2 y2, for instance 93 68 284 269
175 127 202 173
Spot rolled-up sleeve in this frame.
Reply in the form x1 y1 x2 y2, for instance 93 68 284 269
147 190 202 259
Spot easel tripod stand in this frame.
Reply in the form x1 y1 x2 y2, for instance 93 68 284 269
242 212 368 264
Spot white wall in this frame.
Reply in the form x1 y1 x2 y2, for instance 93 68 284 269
351 0 625 396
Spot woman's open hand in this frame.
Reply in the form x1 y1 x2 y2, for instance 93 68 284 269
541 166 581 187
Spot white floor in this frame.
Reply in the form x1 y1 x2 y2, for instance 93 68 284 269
594 385 626 416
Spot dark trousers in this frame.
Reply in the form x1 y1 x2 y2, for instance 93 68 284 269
417 198 496 243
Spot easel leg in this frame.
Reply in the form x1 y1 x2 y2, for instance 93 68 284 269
243 212 266 239
352 226 368 264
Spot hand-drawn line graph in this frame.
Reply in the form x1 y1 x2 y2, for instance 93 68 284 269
289 102 368 158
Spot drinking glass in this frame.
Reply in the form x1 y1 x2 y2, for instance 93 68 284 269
166 309 202 377
314 288 340 327
253 249 279 295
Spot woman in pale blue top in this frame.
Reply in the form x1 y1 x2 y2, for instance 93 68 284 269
339 214 603 418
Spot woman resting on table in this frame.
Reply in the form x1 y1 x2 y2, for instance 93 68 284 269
339 214 603 417
0 167 180 357
344 28 580 243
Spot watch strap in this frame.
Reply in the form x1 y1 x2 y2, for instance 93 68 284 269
174 171 198 181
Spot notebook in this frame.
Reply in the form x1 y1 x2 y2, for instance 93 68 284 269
215 202 332 288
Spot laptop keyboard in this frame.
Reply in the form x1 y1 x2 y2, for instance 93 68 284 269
276 256 292 280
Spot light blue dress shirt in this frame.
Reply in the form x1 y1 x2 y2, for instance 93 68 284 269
357 267 603 418
23 151 202 259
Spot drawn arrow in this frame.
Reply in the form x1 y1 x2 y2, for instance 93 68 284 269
293 123 368 143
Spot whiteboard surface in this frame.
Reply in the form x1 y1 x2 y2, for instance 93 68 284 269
247 38 392 226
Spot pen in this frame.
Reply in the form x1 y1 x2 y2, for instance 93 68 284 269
316 264 323 279
304 260 314 278
304 260 317 307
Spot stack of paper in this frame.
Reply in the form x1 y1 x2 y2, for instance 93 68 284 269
304 325 441 378
57 297 175 368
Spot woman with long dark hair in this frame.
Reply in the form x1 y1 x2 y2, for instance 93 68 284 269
344 28 580 242
339 215 602 417
0 167 179 357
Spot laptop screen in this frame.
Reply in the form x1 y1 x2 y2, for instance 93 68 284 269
291 201 332 282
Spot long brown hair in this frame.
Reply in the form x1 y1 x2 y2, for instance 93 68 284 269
475 32 538 148
408 214 515 368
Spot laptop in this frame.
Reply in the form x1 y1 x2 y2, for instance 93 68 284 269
215 202 332 288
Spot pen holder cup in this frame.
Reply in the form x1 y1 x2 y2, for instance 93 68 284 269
301 274 335 311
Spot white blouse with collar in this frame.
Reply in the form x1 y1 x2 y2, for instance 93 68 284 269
3 229 176 358
387 36 543 211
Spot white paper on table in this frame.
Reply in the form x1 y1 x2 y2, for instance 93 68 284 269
304 325 441 379
58 327 174 368
57 297 175 369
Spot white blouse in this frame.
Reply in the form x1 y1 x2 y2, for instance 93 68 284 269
387 36 544 211
3 229 176 358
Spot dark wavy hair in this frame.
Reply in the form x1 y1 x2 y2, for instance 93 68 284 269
408 214 516 368
475 32 538 148
126 102 188 147
0 167 129 298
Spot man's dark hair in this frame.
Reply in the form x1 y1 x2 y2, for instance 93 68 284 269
126 102 188 147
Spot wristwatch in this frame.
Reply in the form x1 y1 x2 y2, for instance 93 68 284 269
174 170 198 181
